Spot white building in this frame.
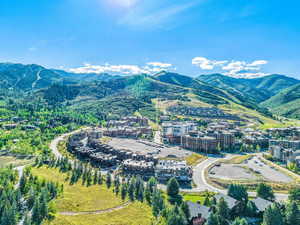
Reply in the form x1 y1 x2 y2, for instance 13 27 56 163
162 121 197 137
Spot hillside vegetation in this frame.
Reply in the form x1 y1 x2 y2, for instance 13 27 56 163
261 83 300 119
0 62 299 123
198 73 299 103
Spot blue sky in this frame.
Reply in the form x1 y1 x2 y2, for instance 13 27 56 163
0 0 300 78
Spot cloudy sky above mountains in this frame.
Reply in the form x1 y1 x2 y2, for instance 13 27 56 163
0 0 299 78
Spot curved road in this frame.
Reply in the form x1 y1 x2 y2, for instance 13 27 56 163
49 131 289 201
49 127 92 159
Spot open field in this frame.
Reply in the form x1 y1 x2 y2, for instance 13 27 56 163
185 153 207 166
31 166 124 212
182 192 214 204
0 155 33 168
32 166 154 225
44 202 153 225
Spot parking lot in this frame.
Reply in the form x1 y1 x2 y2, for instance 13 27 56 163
108 138 192 159
209 155 293 183
244 156 293 183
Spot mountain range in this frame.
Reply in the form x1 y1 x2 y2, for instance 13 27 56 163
0 62 299 120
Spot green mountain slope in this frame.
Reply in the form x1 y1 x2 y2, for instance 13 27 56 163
198 73 299 103
153 72 272 113
0 62 296 124
0 63 65 90
261 83 300 119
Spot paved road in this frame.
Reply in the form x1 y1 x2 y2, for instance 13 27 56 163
49 127 91 159
49 131 289 201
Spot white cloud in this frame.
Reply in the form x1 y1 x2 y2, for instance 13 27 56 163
192 57 228 70
248 60 268 66
147 62 172 68
69 62 174 75
192 57 269 78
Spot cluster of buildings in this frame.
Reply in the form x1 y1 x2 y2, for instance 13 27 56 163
167 105 242 121
103 116 152 138
162 121 236 153
269 139 300 166
67 128 192 182
162 117 300 159
267 127 300 139
241 128 270 149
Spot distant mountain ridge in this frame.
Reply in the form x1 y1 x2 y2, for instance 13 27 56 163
197 73 300 103
1 62 300 119
0 63 63 90
0 63 121 91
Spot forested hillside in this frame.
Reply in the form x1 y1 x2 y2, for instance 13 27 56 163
0 63 64 90
198 73 299 103
261 83 300 119
1 62 299 122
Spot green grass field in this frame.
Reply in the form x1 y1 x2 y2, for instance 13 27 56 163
31 166 124 212
31 166 154 225
182 192 215 204
45 202 153 225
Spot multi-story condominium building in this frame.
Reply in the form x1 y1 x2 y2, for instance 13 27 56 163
269 139 300 150
208 131 235 149
162 121 198 144
155 160 192 182
267 127 300 139
181 135 218 153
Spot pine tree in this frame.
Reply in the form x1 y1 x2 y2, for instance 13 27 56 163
285 201 300 225
288 187 300 203
93 170 98 185
203 194 211 206
245 201 257 217
40 191 49 220
166 177 182 205
180 201 190 221
145 177 157 204
32 199 42 225
262 204 284 225
106 172 112 189
215 197 230 225
166 205 187 225
98 172 103 185
206 213 219 225
19 174 27 194
228 184 248 202
121 183 127 201
257 183 275 201
152 189 165 218
128 177 136 201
